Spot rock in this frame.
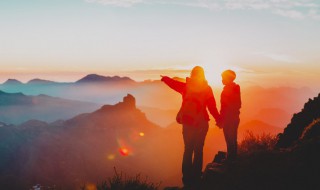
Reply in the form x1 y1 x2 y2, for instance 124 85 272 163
213 151 226 163
123 94 136 109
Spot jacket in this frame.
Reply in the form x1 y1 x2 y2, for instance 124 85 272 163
220 82 241 120
162 76 220 123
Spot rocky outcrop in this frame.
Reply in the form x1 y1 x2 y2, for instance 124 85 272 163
202 93 320 190
276 93 320 148
123 94 136 109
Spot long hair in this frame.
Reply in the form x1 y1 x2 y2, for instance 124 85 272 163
187 66 208 92
190 66 206 82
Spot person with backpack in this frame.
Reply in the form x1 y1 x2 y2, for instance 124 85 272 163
161 66 220 189
217 70 241 162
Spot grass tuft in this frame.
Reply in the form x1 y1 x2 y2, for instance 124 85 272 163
239 131 278 154
82 168 160 190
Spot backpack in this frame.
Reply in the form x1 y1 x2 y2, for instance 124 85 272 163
176 80 208 126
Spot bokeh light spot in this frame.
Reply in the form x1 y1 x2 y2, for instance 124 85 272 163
107 154 115 160
119 148 129 156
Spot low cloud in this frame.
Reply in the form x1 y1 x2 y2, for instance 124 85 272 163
253 52 301 63
273 9 305 20
85 0 320 20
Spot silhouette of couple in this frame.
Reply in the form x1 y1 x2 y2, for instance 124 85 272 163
161 66 241 189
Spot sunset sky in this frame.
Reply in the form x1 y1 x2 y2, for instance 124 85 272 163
0 0 319 89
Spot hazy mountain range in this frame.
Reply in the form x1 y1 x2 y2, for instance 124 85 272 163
0 93 283 189
0 94 169 189
0 74 316 129
0 90 100 124
0 74 175 110
0 75 318 189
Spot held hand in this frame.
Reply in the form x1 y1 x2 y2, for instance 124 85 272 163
216 121 223 129
216 117 224 129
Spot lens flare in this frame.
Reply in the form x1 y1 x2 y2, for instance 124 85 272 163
119 148 129 156
139 132 145 137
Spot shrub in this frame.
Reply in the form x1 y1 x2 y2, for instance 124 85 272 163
239 131 278 154
82 168 160 190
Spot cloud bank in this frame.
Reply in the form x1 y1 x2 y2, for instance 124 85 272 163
85 0 320 20
85 0 143 7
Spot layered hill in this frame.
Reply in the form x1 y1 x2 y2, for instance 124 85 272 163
0 94 181 189
0 90 100 124
0 74 315 128
76 74 135 84
0 74 177 110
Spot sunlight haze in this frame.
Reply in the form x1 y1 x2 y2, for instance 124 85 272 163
0 0 319 89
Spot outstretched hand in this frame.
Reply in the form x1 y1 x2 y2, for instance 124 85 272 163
160 75 169 82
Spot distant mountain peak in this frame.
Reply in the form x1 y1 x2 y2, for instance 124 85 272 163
27 78 56 84
76 74 134 84
3 79 23 85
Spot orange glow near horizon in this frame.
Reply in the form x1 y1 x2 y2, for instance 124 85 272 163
0 66 319 90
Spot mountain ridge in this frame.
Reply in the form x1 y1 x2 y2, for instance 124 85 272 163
0 90 100 124
3 79 23 85
0 94 165 189
27 79 57 85
1 74 138 85
76 74 135 84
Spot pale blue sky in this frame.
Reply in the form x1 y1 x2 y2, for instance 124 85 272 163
0 0 319 88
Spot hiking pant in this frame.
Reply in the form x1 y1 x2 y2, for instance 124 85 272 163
182 121 208 187
223 118 240 160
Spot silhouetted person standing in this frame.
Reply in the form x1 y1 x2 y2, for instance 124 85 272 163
218 70 241 161
161 66 220 189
